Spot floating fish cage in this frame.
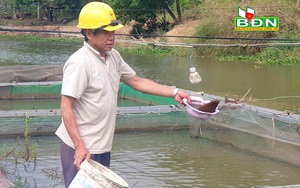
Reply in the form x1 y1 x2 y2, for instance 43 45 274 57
1 81 300 167
0 81 62 99
190 102 300 167
0 82 190 137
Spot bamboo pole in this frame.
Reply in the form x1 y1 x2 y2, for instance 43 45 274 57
116 39 300 48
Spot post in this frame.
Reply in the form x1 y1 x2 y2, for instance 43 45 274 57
37 1 40 20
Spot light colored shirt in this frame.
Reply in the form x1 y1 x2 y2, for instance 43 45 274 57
55 42 136 154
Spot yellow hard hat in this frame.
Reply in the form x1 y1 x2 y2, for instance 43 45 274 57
77 1 124 31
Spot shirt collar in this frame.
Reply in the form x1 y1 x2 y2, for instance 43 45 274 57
83 42 112 58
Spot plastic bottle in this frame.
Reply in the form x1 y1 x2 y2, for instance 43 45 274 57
189 67 201 84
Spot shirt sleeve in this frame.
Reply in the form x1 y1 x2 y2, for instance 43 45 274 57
61 57 88 99
120 61 136 81
111 49 136 81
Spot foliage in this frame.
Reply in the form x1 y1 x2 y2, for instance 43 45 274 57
106 0 179 36
116 44 173 55
0 115 38 188
0 0 82 22
0 34 82 43
191 0 300 65
221 47 300 65
107 0 163 23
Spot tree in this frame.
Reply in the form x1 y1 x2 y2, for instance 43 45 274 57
176 0 182 22
107 0 182 35
41 0 81 23
1 0 82 23
160 0 180 24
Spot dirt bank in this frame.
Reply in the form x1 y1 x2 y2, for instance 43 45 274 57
1 19 199 43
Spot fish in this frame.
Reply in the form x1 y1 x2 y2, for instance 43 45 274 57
191 99 220 113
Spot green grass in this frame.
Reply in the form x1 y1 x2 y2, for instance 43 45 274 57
116 44 173 55
191 0 300 65
0 34 82 43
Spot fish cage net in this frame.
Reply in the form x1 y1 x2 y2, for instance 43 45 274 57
0 65 63 83
1 97 300 168
0 78 299 142
0 115 61 137
1 102 299 142
0 107 190 137
0 81 187 137
189 103 300 145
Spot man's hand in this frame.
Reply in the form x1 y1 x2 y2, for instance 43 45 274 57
73 144 91 168
174 89 191 104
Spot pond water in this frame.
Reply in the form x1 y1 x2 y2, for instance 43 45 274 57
1 37 300 187
122 53 300 112
1 130 300 188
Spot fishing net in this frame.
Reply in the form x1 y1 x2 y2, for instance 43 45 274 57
1 81 299 143
0 65 63 83
0 81 188 138
190 102 300 143
0 82 62 99
0 113 61 137
189 102 300 166
0 105 189 137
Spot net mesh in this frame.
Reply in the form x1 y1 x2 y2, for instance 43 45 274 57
0 65 63 83
190 103 300 144
0 110 189 137
189 103 300 166
0 82 62 99
0 81 299 142
0 115 61 136
118 83 177 105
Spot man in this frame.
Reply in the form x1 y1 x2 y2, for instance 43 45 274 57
55 2 191 187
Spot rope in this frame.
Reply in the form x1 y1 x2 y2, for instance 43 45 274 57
189 48 194 68
249 95 300 102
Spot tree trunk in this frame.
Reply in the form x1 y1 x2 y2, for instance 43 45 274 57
13 7 17 19
37 1 40 20
47 7 53 22
176 0 182 22
297 0 300 7
161 0 179 24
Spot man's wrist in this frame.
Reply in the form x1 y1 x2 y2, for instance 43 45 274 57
172 88 179 98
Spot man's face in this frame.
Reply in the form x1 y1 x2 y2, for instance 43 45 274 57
86 30 115 55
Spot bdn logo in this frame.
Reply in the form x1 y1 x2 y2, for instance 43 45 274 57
234 6 280 31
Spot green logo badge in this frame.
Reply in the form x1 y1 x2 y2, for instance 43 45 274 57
234 6 280 31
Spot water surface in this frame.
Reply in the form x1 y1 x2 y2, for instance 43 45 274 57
1 130 300 188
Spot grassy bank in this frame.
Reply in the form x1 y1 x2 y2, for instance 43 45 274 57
0 34 82 43
183 0 300 65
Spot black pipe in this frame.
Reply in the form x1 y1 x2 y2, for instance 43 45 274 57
1 27 300 42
